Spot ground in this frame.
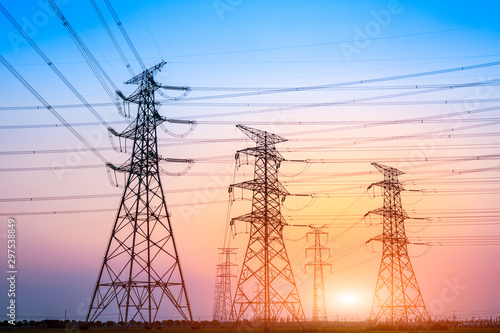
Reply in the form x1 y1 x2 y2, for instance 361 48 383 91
2 328 500 333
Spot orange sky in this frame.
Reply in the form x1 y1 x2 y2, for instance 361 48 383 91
1 0 500 322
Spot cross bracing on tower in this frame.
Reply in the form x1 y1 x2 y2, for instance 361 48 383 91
229 125 305 331
86 62 193 327
213 247 238 324
305 225 331 322
366 162 430 327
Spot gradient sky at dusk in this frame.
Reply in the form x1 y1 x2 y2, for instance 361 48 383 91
1 0 500 322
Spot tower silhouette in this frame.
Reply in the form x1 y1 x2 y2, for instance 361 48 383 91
366 163 429 326
305 226 331 322
213 247 237 323
229 125 304 330
86 62 193 326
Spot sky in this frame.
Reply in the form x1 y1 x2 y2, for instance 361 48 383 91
1 0 500 323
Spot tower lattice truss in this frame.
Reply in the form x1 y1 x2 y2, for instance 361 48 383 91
87 62 192 325
367 162 429 325
213 248 237 323
305 226 331 322
229 125 305 330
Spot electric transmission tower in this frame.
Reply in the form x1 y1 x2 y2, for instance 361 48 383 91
305 226 331 322
87 62 193 326
229 125 305 331
213 248 237 323
366 162 429 326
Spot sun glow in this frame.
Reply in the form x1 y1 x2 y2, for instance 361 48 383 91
339 293 358 305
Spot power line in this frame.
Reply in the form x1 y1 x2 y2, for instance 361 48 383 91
1 138 499 158
283 124 500 151
163 27 472 58
5 53 500 68
4 97 500 112
170 61 500 106
0 3 115 132
3 116 500 130
48 0 124 115
2 76 499 114
9 59 476 115
186 82 500 91
169 55 500 63
173 80 500 120
103 0 146 70
287 153 500 164
2 153 500 173
0 193 120 202
8 103 492 149
0 54 109 164
89 0 136 77
135 0 163 60
412 236 500 246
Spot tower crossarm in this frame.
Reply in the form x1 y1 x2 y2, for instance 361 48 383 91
368 180 405 192
365 207 409 220
371 162 405 176
108 126 135 140
231 212 288 227
237 146 285 161
304 261 332 273
236 124 287 146
230 179 290 196
306 245 331 256
124 61 166 85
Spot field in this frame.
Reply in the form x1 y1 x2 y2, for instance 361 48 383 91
2 328 500 333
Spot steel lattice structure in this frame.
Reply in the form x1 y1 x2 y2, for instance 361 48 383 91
367 162 429 326
87 62 193 326
305 226 331 322
213 248 237 323
229 125 305 331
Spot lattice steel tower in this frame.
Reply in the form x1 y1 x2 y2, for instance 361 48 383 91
305 226 331 322
87 62 193 326
366 162 429 326
229 125 304 330
213 248 237 323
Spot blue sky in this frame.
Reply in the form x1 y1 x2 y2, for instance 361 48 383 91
1 0 500 323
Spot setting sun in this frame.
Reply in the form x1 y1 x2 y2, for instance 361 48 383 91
339 293 358 305
338 293 359 306
0 1 499 330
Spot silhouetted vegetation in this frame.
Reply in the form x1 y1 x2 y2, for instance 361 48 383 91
1 318 500 332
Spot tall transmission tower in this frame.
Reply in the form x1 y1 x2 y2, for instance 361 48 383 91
229 125 305 331
86 62 193 326
366 162 429 326
305 226 331 322
213 248 237 323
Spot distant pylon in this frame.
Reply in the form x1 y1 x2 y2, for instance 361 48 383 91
86 62 193 326
229 125 305 331
213 248 237 323
305 225 331 322
366 162 429 326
